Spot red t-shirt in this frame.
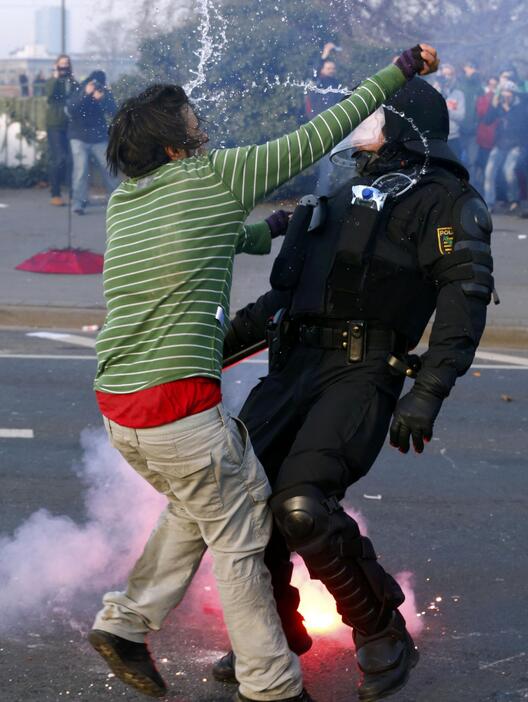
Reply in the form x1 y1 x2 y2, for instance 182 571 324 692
96 377 221 429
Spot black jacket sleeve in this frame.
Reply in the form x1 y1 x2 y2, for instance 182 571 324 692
223 288 291 359
415 184 493 394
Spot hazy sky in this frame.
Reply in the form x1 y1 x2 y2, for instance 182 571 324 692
0 0 109 57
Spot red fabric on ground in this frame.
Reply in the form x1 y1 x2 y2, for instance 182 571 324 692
96 377 222 429
16 248 104 274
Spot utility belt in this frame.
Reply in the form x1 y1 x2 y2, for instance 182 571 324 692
267 311 420 376
297 318 408 363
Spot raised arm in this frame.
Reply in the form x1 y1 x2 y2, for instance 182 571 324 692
210 45 438 212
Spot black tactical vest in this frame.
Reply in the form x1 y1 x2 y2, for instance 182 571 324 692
281 167 469 345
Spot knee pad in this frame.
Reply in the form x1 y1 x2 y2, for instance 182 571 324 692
270 485 360 554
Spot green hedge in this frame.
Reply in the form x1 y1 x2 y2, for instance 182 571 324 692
0 96 47 133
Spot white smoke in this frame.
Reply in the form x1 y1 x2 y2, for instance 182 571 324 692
0 429 424 640
0 429 166 631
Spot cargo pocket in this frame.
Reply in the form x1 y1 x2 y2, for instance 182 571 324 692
149 451 224 519
229 415 272 504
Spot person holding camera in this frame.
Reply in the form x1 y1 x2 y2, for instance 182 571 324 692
305 42 344 197
45 54 78 206
67 70 119 215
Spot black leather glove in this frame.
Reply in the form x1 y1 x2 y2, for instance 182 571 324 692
265 209 292 238
390 367 456 454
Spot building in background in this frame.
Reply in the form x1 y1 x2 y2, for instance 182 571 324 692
35 6 70 57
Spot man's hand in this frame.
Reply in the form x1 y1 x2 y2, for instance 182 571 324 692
395 44 439 80
322 42 337 60
390 389 443 454
85 81 96 95
265 210 292 238
418 44 439 75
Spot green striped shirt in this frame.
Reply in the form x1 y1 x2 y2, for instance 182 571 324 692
94 64 406 393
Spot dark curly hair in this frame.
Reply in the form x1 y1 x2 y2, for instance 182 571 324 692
107 84 205 178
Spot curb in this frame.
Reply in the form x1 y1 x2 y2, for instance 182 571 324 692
0 305 106 330
0 305 527 349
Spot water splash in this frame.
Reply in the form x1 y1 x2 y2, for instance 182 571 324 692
184 0 228 101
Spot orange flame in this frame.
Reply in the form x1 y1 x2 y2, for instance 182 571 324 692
291 560 345 635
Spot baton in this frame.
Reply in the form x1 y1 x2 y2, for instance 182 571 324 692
223 339 268 370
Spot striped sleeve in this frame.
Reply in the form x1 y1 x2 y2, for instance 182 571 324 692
235 221 272 255
210 64 406 211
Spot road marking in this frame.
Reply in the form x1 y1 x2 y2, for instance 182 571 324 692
0 353 95 361
479 651 526 670
474 350 528 367
27 332 96 348
471 364 528 369
0 428 34 439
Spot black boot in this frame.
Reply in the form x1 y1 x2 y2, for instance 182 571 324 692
212 611 312 684
354 611 419 701
88 629 167 698
235 689 315 701
213 650 237 683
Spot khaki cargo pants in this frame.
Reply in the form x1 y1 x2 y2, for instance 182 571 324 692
93 403 302 701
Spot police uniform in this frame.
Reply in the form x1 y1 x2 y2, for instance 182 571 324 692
218 79 496 701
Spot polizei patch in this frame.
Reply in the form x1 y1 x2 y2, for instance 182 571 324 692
437 226 454 255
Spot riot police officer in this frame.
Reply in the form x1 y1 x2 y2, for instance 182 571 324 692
214 78 496 701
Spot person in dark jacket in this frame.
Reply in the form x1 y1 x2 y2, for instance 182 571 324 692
213 78 495 702
306 42 343 197
483 80 528 211
67 70 119 214
45 54 78 206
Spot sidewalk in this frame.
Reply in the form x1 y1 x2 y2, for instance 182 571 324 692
0 187 527 345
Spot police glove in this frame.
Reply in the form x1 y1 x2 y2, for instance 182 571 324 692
390 368 454 454
265 210 292 238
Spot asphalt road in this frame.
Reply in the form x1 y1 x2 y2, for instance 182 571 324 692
0 329 527 702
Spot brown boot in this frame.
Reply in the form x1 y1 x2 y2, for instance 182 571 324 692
50 196 65 206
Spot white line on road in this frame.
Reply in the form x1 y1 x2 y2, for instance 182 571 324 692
479 651 526 670
0 353 95 360
27 332 96 348
471 364 528 369
474 350 528 366
0 428 34 439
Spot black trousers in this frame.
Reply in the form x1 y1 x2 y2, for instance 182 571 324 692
239 342 405 617
47 127 71 197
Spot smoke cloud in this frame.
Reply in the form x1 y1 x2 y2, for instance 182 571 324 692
0 429 166 631
0 429 424 640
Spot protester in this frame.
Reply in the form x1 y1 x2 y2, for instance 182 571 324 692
45 54 78 207
440 64 466 158
305 42 343 196
32 71 47 97
474 77 499 193
87 45 439 702
483 80 528 212
18 73 29 97
67 70 119 215
459 60 481 177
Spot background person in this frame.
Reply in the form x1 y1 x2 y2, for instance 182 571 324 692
483 80 528 212
440 63 466 158
45 54 78 207
459 60 482 180
67 70 119 215
305 42 343 197
474 76 499 194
